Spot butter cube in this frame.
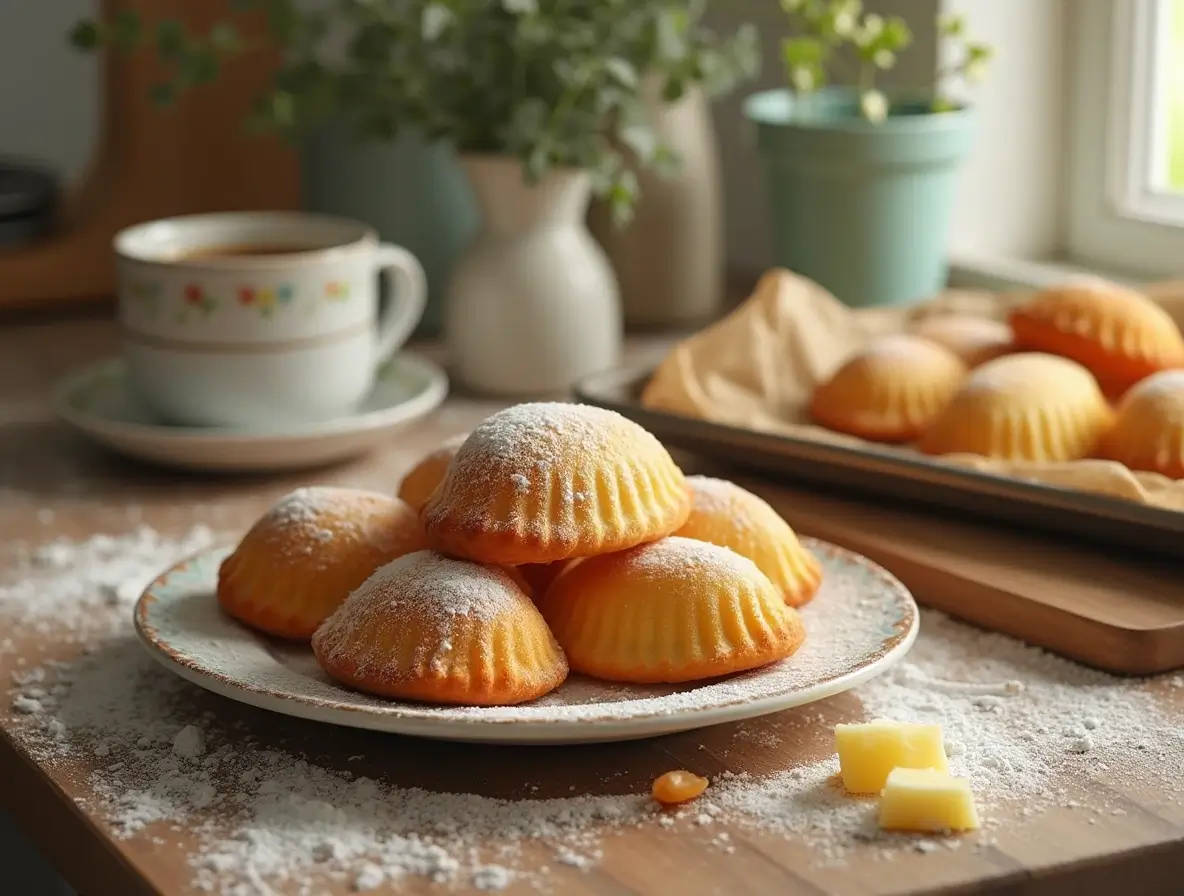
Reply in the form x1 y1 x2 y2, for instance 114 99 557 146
834 719 948 793
878 767 980 833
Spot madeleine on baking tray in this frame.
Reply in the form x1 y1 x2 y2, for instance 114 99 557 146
218 487 427 640
537 537 806 684
810 335 968 443
910 314 1015 368
422 403 690 565
675 476 822 607
312 551 568 706
918 353 1114 462
397 432 469 512
1098 370 1184 480
1009 280 1184 397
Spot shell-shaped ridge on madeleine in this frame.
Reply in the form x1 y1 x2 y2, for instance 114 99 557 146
397 432 469 512
675 476 822 607
312 551 568 706
217 486 426 641
1099 370 1184 479
537 537 806 684
1009 281 1184 393
918 352 1114 462
810 335 968 443
422 402 690 565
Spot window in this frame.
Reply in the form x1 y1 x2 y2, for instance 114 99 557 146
1066 0 1184 277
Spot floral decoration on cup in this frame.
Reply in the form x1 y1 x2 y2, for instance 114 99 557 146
325 281 350 301
183 284 217 315
237 284 296 317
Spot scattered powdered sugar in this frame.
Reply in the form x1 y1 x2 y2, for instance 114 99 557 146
3 527 1182 894
250 486 418 568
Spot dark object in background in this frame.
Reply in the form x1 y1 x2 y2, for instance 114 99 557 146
0 159 59 249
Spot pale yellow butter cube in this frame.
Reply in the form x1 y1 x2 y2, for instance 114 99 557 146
834 718 949 793
878 767 980 833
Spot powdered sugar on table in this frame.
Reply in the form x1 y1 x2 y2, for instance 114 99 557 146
3 527 1182 895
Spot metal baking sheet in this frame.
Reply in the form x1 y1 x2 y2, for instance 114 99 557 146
575 365 1184 561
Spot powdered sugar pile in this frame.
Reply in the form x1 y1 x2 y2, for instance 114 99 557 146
3 526 1182 894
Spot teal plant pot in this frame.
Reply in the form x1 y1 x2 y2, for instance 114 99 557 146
301 122 479 337
744 87 976 308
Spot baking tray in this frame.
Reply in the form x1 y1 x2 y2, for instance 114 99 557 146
575 365 1184 561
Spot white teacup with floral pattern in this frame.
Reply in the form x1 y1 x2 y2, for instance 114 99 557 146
115 211 426 428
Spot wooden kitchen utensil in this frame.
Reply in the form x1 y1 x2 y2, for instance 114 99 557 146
0 0 299 311
706 470 1184 676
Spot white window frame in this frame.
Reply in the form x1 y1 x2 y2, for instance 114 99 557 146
1065 0 1184 278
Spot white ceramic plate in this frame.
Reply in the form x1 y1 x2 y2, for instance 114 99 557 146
134 538 918 745
53 354 448 473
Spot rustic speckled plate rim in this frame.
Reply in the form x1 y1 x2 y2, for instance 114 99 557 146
133 538 918 744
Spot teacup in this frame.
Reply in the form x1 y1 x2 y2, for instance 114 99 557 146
114 211 427 428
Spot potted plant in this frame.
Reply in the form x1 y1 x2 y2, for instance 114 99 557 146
71 1 757 396
743 0 993 308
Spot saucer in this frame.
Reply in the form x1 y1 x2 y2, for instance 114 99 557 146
53 354 448 473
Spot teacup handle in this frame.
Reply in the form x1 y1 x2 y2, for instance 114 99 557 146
373 243 427 368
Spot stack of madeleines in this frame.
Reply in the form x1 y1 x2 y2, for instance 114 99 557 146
217 403 823 706
809 279 1184 479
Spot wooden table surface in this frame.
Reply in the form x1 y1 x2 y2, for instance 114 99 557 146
2 312 1183 896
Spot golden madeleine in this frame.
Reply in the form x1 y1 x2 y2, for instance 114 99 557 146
538 537 806 684
1009 280 1184 397
397 432 469 512
422 403 690 565
1097 370 1184 479
918 353 1114 462
218 487 426 640
675 476 822 607
910 314 1015 368
810 335 968 443
312 551 568 706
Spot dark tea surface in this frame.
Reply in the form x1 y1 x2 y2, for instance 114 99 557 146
172 243 328 260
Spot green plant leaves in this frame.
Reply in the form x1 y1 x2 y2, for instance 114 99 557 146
776 0 990 121
63 1 761 222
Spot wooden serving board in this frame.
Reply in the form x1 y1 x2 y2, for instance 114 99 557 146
694 465 1184 676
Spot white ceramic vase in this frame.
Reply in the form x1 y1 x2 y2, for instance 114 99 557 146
445 155 622 396
588 81 724 329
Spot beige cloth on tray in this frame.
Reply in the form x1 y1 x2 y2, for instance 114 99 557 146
642 268 1184 512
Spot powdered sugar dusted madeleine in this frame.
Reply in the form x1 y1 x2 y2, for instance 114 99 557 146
1009 281 1184 397
218 487 427 640
1098 370 1184 479
538 537 806 684
312 551 568 706
918 353 1114 462
422 403 691 565
910 314 1015 368
397 432 469 512
675 476 822 607
810 335 968 443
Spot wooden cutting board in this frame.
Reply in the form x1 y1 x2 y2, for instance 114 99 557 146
694 466 1184 676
